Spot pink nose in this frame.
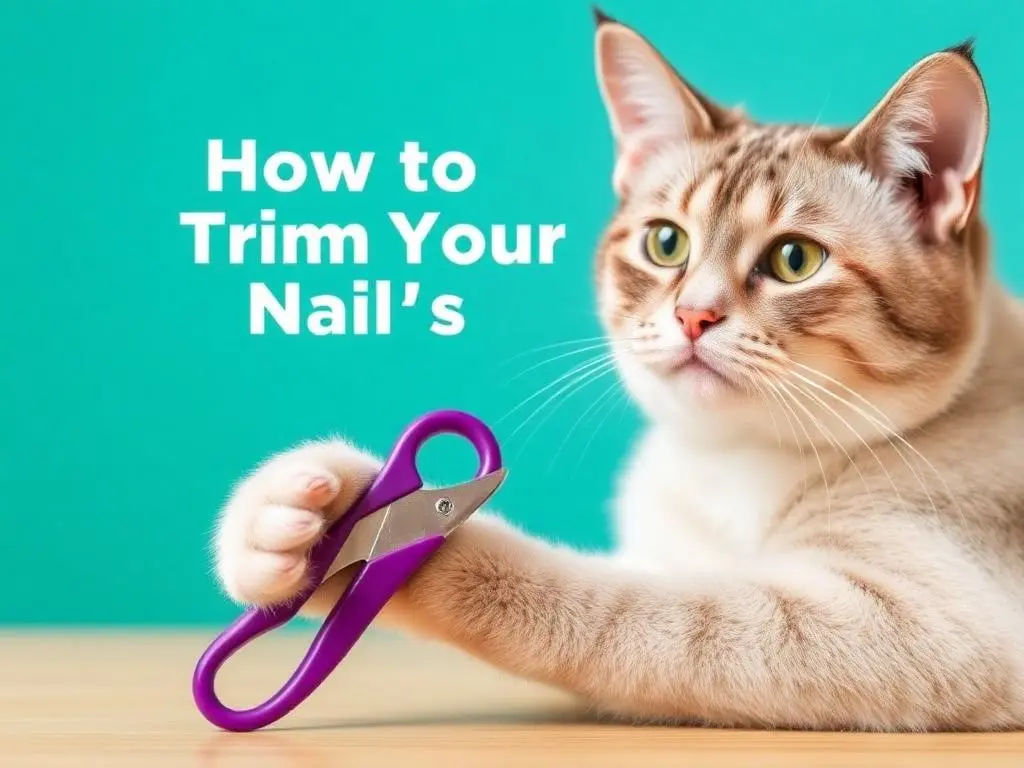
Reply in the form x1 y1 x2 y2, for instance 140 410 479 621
675 307 723 341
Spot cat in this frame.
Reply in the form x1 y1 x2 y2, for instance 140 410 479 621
213 11 1024 730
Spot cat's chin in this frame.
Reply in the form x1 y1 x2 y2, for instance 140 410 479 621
616 355 798 446
668 362 740 403
618 355 752 417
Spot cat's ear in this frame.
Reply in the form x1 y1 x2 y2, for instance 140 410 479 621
839 43 989 242
594 11 741 196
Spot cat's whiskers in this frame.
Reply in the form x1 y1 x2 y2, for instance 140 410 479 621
507 359 620 464
788 360 898 432
508 340 617 384
779 376 890 516
739 348 917 518
723 350 858 496
755 370 805 455
741 349 942 514
548 376 624 471
499 344 622 461
779 92 830 191
496 334 616 370
759 373 834 538
738 340 901 439
737 345 963 526
796 350 909 375
775 375 873 535
754 372 813 496
572 388 633 473
728 365 783 448
786 363 967 527
500 331 647 387
498 353 616 426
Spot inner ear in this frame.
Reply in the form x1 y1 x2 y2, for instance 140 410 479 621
901 171 926 206
839 48 989 242
593 14 744 196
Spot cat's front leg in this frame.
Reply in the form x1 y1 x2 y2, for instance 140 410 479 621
388 515 1024 730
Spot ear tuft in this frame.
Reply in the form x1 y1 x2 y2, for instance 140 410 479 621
946 37 977 67
591 5 616 26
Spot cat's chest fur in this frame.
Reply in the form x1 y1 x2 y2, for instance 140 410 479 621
613 426 812 572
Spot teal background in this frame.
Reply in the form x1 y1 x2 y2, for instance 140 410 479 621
1 0 1021 625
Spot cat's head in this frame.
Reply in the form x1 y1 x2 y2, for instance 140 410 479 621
593 12 991 445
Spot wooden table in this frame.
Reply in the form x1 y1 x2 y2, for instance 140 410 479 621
2 631 1022 767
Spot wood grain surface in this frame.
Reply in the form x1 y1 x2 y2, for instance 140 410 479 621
1 630 1021 767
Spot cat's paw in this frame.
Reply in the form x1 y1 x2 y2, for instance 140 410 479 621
214 440 380 607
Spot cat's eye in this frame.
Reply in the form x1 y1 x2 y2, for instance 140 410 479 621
765 239 827 283
643 222 690 268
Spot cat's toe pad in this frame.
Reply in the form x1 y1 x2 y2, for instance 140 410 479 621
227 551 308 605
251 505 324 551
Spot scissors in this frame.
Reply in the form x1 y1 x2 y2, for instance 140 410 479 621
192 409 506 732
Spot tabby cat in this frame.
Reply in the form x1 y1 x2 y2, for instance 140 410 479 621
213 11 1024 730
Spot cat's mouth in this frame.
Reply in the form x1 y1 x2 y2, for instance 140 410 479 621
623 336 744 394
667 349 736 387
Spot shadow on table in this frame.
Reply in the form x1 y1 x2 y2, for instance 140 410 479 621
273 703 601 731
196 707 610 767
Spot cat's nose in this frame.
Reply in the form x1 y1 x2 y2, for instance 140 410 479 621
675 307 724 341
